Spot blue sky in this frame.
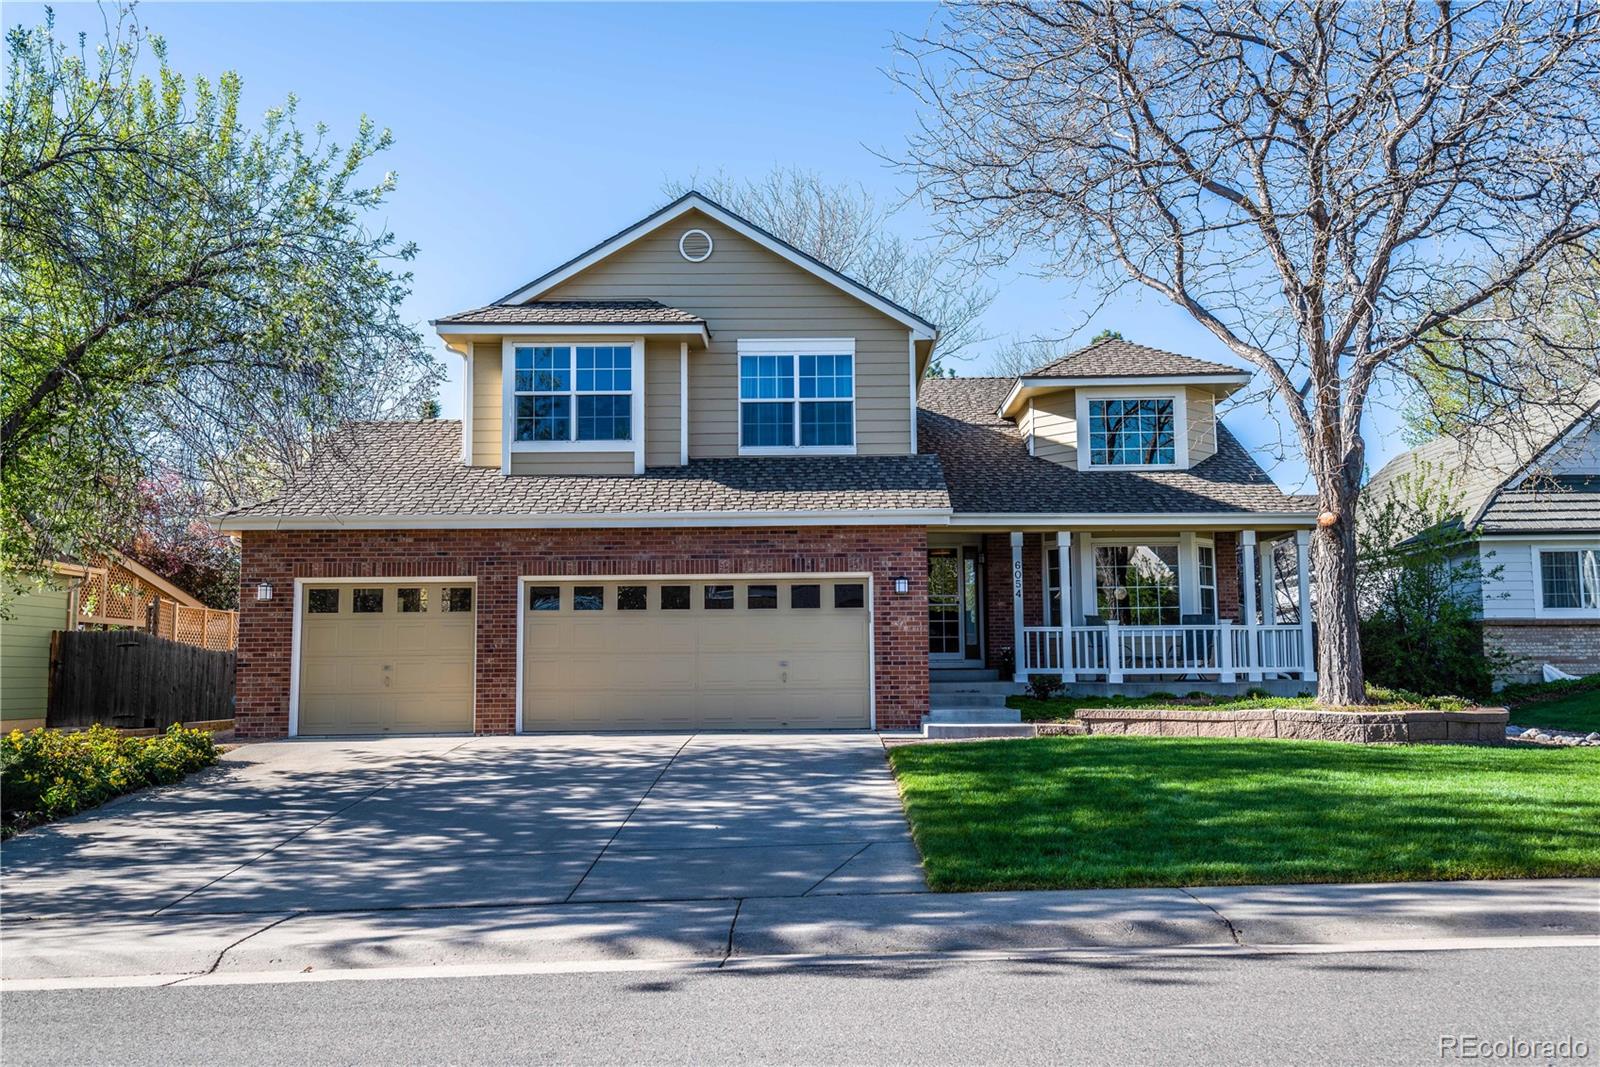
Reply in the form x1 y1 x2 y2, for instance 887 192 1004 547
13 2 1420 490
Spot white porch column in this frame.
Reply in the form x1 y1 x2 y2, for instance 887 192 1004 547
1056 531 1074 681
1010 531 1026 682
1259 539 1277 625
1177 531 1200 617
1295 530 1317 681
1239 531 1261 681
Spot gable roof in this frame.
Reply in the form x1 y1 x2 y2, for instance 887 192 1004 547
1023 337 1246 379
215 421 950 530
490 191 937 339
434 299 706 328
999 338 1252 418
919 377 1312 519
1365 393 1600 535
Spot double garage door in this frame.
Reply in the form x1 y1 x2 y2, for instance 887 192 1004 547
295 576 872 734
522 577 871 731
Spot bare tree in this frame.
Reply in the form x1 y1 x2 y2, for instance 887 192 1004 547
895 1 1600 704
985 335 1063 377
664 167 994 367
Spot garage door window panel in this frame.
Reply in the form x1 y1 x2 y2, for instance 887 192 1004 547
661 585 691 610
704 584 734 610
617 585 648 610
529 586 561 611
834 583 865 609
308 588 339 614
791 584 821 609
352 588 384 614
443 587 472 612
397 588 427 613
573 586 604 611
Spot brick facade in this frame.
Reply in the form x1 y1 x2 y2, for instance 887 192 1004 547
1484 620 1600 685
237 525 929 737
981 532 1045 673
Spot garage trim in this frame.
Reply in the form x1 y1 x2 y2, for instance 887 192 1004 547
288 576 478 737
515 572 877 733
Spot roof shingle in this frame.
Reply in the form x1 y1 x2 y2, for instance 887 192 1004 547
218 422 949 522
917 377 1310 515
434 299 705 327
1024 337 1245 379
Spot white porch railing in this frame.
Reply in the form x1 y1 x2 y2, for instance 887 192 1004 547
1020 622 1311 683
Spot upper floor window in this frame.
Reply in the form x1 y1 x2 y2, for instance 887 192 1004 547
513 344 632 443
1539 547 1600 615
738 340 855 453
1087 397 1177 467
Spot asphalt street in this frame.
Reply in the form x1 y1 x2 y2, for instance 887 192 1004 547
4 944 1595 1066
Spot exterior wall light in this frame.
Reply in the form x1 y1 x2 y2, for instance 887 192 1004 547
255 582 273 602
893 576 910 595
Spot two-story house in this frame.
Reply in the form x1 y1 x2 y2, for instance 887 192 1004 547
219 192 1318 738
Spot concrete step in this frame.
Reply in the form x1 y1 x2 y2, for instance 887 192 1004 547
923 723 1038 739
930 681 1024 696
928 693 1012 709
929 668 1001 682
925 707 1023 724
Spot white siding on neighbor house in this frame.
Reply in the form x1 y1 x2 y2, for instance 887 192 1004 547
1544 418 1600 475
1479 536 1600 618
539 210 915 458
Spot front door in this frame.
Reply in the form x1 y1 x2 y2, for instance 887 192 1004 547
929 546 982 663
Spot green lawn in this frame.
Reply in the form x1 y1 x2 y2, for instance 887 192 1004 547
889 736 1600 891
1502 676 1600 733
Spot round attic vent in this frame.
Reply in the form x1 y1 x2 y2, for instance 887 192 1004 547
678 228 714 262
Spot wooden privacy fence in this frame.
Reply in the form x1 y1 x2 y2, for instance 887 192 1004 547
48 630 235 731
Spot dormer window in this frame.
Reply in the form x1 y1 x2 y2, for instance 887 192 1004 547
513 344 633 443
1073 388 1190 470
1088 397 1176 466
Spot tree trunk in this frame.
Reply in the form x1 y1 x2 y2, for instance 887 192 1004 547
1312 517 1366 705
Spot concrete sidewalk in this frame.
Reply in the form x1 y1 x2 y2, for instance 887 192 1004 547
3 878 1595 983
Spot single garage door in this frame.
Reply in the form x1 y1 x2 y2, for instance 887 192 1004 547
298 581 475 735
522 577 871 730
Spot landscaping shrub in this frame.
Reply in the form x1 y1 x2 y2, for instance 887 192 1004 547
1025 673 1064 700
0 725 218 836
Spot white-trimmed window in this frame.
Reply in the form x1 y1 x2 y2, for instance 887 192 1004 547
1537 546 1600 616
1088 397 1176 465
737 339 856 454
512 344 633 443
1196 542 1218 620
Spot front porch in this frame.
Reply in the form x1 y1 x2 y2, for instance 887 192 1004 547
928 526 1318 690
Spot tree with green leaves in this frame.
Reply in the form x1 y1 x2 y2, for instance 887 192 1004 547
1 8 439 585
1356 460 1510 699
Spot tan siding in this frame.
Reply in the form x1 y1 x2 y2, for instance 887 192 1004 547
471 343 503 467
1 582 70 725
1030 390 1078 466
509 452 636 477
645 339 682 467
1187 387 1218 464
542 210 914 457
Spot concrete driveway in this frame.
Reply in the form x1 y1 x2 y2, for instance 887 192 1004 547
0 734 924 919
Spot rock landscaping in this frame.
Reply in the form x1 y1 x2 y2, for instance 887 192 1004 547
1505 725 1600 747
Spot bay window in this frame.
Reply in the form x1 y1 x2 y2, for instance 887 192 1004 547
738 339 855 453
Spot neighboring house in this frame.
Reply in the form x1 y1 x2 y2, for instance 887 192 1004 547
1366 397 1600 684
0 555 236 732
217 191 1317 738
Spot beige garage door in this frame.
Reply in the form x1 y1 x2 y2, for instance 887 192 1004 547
298 582 475 735
521 578 871 730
